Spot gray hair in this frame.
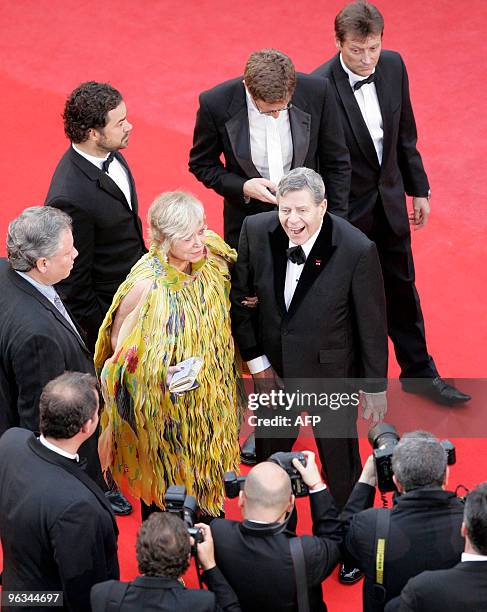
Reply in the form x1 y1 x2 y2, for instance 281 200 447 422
277 167 326 205
391 430 447 491
7 206 72 272
148 191 205 253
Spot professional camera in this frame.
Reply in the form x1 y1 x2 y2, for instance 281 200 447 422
165 485 203 543
368 423 456 493
224 451 309 498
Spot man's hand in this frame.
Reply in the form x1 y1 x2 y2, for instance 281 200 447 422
409 196 430 230
243 178 278 205
292 450 325 491
358 454 377 488
252 366 283 399
241 295 259 308
194 523 216 571
361 391 387 424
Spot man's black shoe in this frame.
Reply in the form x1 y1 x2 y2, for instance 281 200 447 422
338 564 363 585
402 377 471 406
105 490 133 516
240 432 257 465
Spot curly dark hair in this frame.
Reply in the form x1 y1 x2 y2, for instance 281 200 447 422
244 49 296 103
39 372 99 439
136 512 191 579
63 81 122 143
335 1 384 43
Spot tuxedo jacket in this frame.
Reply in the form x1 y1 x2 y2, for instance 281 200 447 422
91 569 241 612
46 146 146 349
341 483 465 612
210 489 341 612
385 561 487 612
230 212 387 390
189 75 351 248
312 51 429 237
0 428 119 612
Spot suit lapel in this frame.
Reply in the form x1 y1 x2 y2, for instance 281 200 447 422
27 434 118 535
225 84 261 179
331 56 380 168
269 223 288 316
372 62 393 169
287 214 336 319
289 104 311 169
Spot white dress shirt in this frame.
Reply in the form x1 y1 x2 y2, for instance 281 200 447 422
39 434 79 462
461 552 487 562
245 88 293 183
72 144 132 209
340 55 383 164
247 223 322 375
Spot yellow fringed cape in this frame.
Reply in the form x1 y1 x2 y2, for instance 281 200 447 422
94 231 240 515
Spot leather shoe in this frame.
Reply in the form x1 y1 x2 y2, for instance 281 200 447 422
338 564 363 585
240 432 257 465
402 377 471 406
105 490 133 516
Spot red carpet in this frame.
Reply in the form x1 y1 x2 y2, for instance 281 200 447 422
1 1 486 609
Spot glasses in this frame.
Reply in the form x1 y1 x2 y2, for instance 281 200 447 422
253 98 293 116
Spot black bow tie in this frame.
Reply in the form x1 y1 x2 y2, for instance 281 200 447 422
102 152 115 173
286 245 306 265
353 73 375 91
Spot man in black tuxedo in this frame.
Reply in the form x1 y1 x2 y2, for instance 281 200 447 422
312 1 469 406
385 482 487 612
189 48 351 250
0 206 101 484
46 81 146 353
341 432 465 611
231 167 388 510
91 513 241 612
0 372 119 612
210 451 341 612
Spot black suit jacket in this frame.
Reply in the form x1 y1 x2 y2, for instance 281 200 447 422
189 75 351 248
230 212 387 390
91 569 241 612
341 483 465 611
210 489 341 612
312 51 429 236
46 146 146 349
0 429 119 612
385 561 487 612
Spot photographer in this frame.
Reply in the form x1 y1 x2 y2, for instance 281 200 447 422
210 450 341 611
91 512 241 611
341 431 465 611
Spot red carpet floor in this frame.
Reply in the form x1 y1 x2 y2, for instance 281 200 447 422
1 1 487 610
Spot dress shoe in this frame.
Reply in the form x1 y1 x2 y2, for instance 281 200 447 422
402 377 471 406
240 432 257 465
105 490 133 516
338 564 363 585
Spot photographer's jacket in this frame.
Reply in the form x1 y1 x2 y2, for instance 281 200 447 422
211 488 341 612
341 483 465 612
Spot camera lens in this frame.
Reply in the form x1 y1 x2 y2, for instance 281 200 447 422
368 423 399 449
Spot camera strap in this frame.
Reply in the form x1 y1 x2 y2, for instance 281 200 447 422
289 537 310 612
372 508 391 603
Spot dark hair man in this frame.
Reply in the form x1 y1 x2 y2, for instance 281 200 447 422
0 206 102 484
0 372 119 612
189 48 351 250
385 482 487 611
45 81 146 353
208 450 342 611
312 2 469 406
341 431 465 611
91 512 241 611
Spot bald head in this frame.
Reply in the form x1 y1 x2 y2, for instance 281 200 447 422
243 462 292 516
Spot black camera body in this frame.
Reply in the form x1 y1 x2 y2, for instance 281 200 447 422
224 451 309 498
165 485 203 543
369 423 457 493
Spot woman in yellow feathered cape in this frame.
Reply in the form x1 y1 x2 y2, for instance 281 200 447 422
94 192 240 516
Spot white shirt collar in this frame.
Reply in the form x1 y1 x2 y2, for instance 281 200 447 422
72 143 109 170
339 53 376 88
15 270 57 301
39 434 79 461
288 219 323 258
461 552 487 562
